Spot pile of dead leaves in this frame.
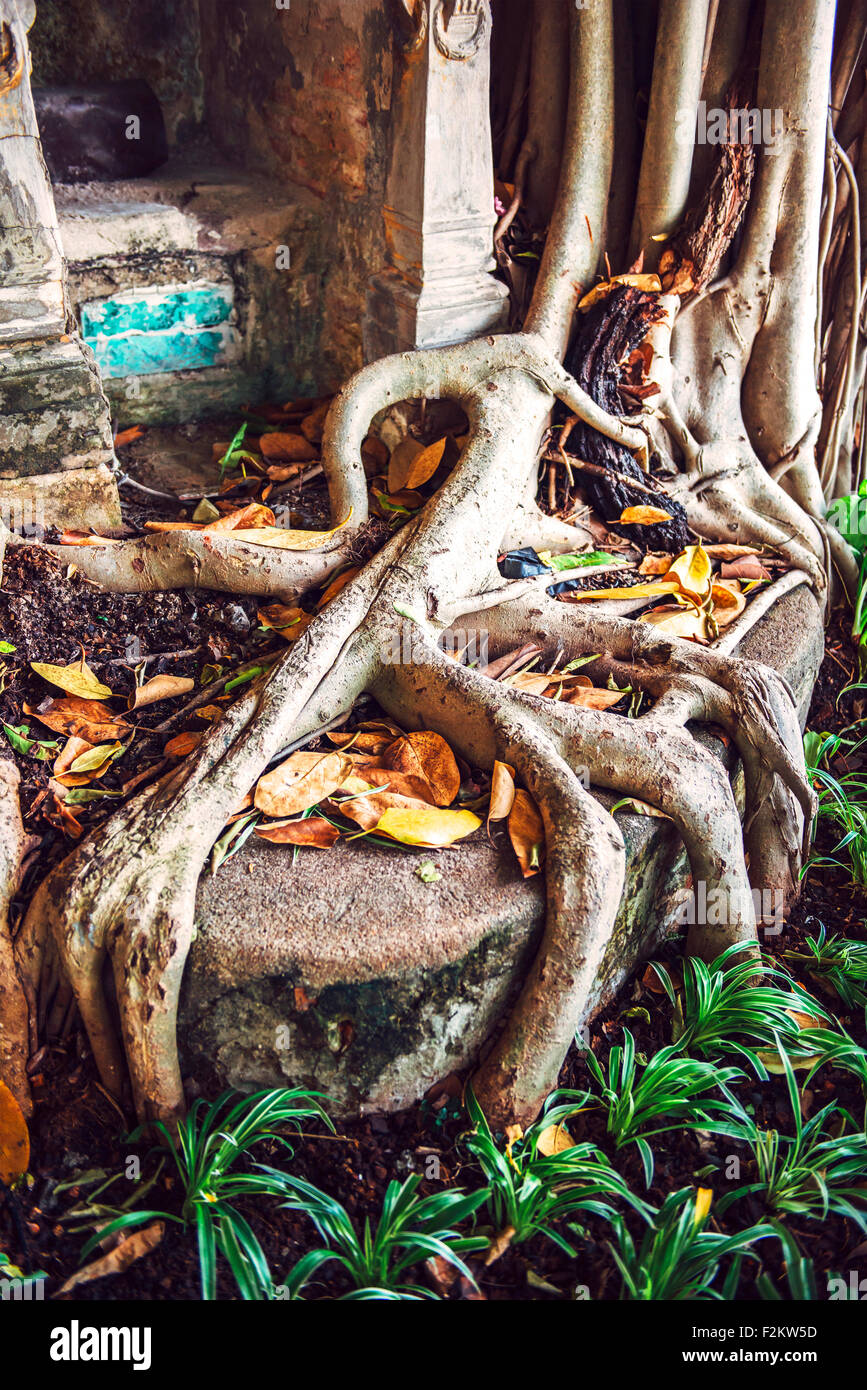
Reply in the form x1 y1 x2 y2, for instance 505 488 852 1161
563 540 773 643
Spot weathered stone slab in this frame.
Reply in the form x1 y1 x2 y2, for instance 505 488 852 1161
0 338 114 477
0 462 121 535
179 584 822 1116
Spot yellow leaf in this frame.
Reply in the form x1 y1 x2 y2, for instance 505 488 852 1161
0 1079 29 1185
668 544 712 604
31 657 112 701
223 510 353 551
254 750 349 818
373 805 481 848
694 1187 713 1225
566 580 681 602
68 741 124 774
536 1122 575 1156
618 506 673 525
488 760 516 824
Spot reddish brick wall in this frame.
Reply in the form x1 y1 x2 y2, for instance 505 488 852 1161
198 0 398 386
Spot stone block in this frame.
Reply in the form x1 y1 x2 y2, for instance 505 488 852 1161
178 584 823 1116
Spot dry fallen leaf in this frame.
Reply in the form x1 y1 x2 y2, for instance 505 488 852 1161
374 804 481 848
567 686 628 709
317 567 361 609
56 1222 164 1295
25 697 130 744
536 1122 575 1156
720 555 771 582
638 553 673 575
710 580 746 628
508 789 545 877
300 399 331 444
255 750 349 818
612 796 671 819
390 436 447 492
565 580 681 602
203 503 276 532
382 731 461 807
668 543 712 604
488 760 516 824
255 816 341 848
257 603 313 642
128 674 195 711
0 1079 29 1185
618 506 673 525
638 604 711 642
336 787 432 832
31 656 112 701
221 516 351 550
259 432 318 463
163 730 202 758
59 531 123 546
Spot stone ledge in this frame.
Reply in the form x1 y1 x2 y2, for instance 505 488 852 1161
179 584 823 1116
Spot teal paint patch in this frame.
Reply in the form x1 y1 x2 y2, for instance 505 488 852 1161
89 326 236 379
81 283 233 338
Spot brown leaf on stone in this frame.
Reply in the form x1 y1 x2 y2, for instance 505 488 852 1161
720 555 771 581
255 750 349 818
255 816 341 848
334 787 432 833
488 760 516 825
508 789 545 877
342 764 437 804
382 730 461 807
567 687 627 709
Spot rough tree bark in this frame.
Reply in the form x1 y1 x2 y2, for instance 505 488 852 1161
4 0 864 1130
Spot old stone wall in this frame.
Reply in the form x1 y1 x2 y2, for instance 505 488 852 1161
197 0 397 385
29 0 205 147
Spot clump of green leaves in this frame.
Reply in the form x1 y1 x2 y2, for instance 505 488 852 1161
607 1187 773 1301
804 716 867 887
81 1088 328 1300
716 1050 867 1232
265 1171 487 1300
461 1087 642 1256
545 1029 745 1184
652 942 833 1076
784 923 867 1011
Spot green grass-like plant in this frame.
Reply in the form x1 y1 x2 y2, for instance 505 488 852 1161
267 1171 488 1299
461 1086 643 1255
81 1088 329 1300
607 1186 774 1301
544 1029 745 1184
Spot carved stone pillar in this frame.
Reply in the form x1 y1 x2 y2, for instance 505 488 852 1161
363 0 509 362
0 0 119 533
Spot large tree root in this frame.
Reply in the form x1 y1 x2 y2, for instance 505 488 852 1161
7 0 851 1134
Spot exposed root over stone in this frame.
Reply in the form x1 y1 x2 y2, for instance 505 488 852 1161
2 0 858 1131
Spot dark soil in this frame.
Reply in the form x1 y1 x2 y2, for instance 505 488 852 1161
1 535 865 1303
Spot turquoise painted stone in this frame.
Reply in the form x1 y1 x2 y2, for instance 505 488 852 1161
79 281 236 379
87 326 236 379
